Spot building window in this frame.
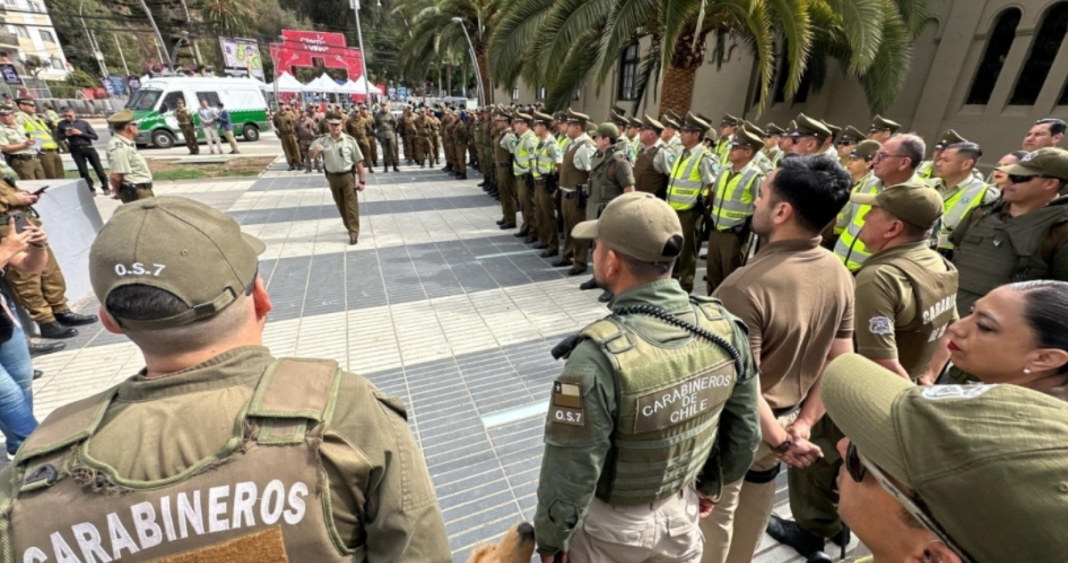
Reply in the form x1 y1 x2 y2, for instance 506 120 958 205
965 9 1021 105
51 58 63 69
511 83 519 101
39 30 54 43
1010 2 1068 106
535 85 546 100
574 88 581 100
9 26 28 39
28 1 42 12
617 44 639 101
1059 77 1068 106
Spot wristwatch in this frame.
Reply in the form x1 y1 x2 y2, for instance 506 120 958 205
772 438 794 455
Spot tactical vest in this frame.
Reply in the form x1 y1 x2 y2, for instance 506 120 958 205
532 135 556 179
513 131 537 176
494 128 514 165
953 198 1068 312
22 115 56 150
634 145 669 196
577 297 740 506
666 147 710 212
590 149 628 216
709 161 762 230
862 249 959 378
937 176 990 249
834 175 885 271
560 138 593 189
3 359 356 563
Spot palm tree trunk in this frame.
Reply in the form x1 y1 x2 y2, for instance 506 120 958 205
446 62 452 95
659 31 706 116
475 43 492 104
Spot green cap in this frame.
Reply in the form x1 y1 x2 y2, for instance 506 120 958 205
681 112 711 132
14 97 32 106
731 127 763 151
870 114 901 133
663 109 682 124
841 125 866 143
823 353 1068 563
997 147 1068 181
106 109 136 127
586 121 598 135
591 122 619 141
763 123 785 136
0 103 14 115
90 197 266 330
850 139 881 160
934 129 968 149
662 116 680 130
493 111 511 122
532 111 554 125
641 114 665 134
721 113 741 126
572 192 683 263
325 112 344 124
611 105 627 116
822 120 842 139
552 111 567 122
564 108 589 124
609 108 628 125
850 181 943 229
741 121 765 138
791 113 832 140
696 112 713 125
627 116 643 128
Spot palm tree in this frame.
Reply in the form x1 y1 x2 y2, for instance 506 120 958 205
394 0 502 102
490 0 926 115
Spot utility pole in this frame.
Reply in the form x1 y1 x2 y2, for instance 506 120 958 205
176 0 203 66
89 30 108 75
138 0 172 68
349 0 371 103
78 0 107 77
113 33 130 76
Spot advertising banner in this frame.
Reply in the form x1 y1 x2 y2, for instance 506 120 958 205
220 37 265 80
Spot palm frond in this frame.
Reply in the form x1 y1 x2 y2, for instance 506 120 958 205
545 25 606 109
820 0 883 74
628 35 662 112
856 4 912 113
596 0 659 85
487 0 554 87
532 0 613 80
765 0 813 97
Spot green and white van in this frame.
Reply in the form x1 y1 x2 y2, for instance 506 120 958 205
124 76 270 149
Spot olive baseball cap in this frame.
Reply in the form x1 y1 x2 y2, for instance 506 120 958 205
90 197 266 330
996 147 1068 181
572 192 683 263
850 181 943 229
823 353 1068 563
591 122 619 140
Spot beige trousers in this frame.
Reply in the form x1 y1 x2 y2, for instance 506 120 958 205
700 411 798 563
569 487 703 563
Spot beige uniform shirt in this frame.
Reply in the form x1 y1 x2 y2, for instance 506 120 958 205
311 133 363 174
107 134 153 184
0 123 34 155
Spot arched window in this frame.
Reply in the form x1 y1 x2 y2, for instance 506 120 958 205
1010 2 1068 105
966 8 1021 105
617 44 640 101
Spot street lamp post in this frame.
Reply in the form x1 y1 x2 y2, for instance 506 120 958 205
350 0 371 104
78 0 108 77
451 17 484 107
136 0 172 69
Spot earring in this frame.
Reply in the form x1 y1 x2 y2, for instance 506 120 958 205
1024 368 1033 374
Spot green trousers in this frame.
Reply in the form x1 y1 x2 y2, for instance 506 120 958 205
788 415 846 538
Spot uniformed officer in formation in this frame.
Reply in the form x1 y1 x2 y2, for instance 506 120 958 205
43 102 65 154
374 105 400 173
174 97 199 155
835 126 866 167
632 115 674 198
761 123 785 168
344 107 374 175
511 112 539 242
930 141 997 256
555 109 596 273
412 108 432 168
530 111 561 257
274 104 302 171
866 114 901 143
0 196 451 562
0 103 44 180
493 110 519 230
298 108 322 173
105 109 155 203
15 98 62 179
665 114 718 294
704 127 765 294
787 114 832 156
534 192 760 563
428 108 442 167
309 112 366 245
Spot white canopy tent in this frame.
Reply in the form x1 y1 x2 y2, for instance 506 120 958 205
350 75 382 95
273 72 305 92
305 73 341 93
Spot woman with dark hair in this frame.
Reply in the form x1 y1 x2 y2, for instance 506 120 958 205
989 150 1030 190
941 280 1068 398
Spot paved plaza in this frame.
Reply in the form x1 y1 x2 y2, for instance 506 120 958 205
21 159 864 562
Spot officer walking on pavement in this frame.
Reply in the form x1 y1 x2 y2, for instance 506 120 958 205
0 104 44 180
0 196 451 562
106 109 155 203
534 192 760 563
309 112 366 245
174 97 199 155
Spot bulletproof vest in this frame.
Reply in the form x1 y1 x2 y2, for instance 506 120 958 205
560 138 593 188
863 249 959 378
953 198 1068 312
578 297 739 506
634 145 668 195
3 359 356 563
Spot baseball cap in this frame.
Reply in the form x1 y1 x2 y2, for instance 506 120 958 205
591 122 619 140
996 147 1068 181
850 181 943 229
572 192 683 263
823 353 1068 563
90 197 266 330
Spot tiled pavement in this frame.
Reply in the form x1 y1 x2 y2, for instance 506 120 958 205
23 159 867 562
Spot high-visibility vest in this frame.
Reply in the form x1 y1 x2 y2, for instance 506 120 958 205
533 134 557 179
937 175 991 249
714 137 730 167
21 114 56 149
513 130 537 176
834 175 883 271
709 161 763 230
665 146 710 211
834 174 873 235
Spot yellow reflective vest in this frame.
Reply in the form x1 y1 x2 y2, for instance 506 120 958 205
708 160 764 230
666 146 712 212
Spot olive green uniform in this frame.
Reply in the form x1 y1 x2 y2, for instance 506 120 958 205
374 110 399 169
0 179 73 325
666 145 718 293
362 113 378 165
511 129 537 237
344 115 373 170
311 132 363 240
428 114 441 165
45 108 67 153
400 113 415 164
0 346 452 562
106 134 155 203
558 135 595 268
16 111 62 179
535 280 760 559
413 115 432 166
573 145 634 271
176 106 199 154
532 133 561 253
275 110 301 168
496 126 518 228
297 116 321 173
0 123 44 180
452 118 471 175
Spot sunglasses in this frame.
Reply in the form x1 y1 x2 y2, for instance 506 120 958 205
845 443 975 563
789 135 815 144
836 140 856 146
1006 173 1060 184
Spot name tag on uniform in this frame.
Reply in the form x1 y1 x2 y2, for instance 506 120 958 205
633 360 734 433
550 382 584 426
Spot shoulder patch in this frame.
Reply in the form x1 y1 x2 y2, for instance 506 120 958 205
868 316 894 335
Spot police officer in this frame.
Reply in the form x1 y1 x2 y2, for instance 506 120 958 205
373 105 399 173
494 110 519 230
761 123 786 168
274 105 302 171
0 196 451 562
788 114 832 156
106 109 155 203
827 140 880 249
633 115 674 198
344 108 374 175
15 98 62 179
705 126 765 294
661 115 683 152
511 112 538 242
298 109 321 173
0 103 43 180
534 192 760 563
576 123 635 303
309 112 366 245
915 129 965 180
866 114 901 143
413 109 432 168
43 102 65 153
834 126 865 167
175 97 199 155
665 114 717 294
556 109 596 273
428 107 442 167
530 111 561 257
931 141 997 256
713 114 740 166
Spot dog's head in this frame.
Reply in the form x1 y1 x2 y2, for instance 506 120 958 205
465 521 536 563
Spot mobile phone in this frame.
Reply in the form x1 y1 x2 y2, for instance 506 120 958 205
11 211 27 234
31 185 48 196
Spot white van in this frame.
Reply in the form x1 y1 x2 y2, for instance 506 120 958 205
124 76 270 148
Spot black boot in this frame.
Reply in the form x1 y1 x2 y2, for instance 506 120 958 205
39 321 78 339
578 278 598 291
28 341 65 357
368 167 375 174
55 311 98 326
459 172 468 180
766 516 825 559
598 291 613 303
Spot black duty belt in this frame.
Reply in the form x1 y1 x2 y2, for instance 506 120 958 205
325 170 353 176
7 154 37 160
533 178 547 186
39 148 57 153
771 404 800 419
131 182 153 189
562 190 579 199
